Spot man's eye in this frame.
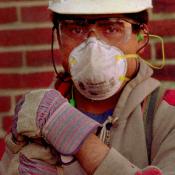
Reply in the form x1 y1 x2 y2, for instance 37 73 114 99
71 27 83 34
105 26 119 33
105 24 124 34
106 27 117 33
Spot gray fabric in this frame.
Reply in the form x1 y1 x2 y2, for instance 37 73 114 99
2 60 174 174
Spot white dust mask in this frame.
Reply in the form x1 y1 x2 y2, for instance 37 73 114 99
68 37 128 101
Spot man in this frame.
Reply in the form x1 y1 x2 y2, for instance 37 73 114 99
1 0 175 175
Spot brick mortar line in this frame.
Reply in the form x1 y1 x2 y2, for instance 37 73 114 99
145 60 175 67
161 37 175 42
0 129 6 138
0 38 174 52
149 10 175 19
151 42 156 61
151 13 175 20
0 41 58 52
0 1 48 8
149 42 154 61
0 39 173 52
0 23 52 30
0 110 13 136
10 96 15 115
0 66 56 74
0 89 48 96
0 116 3 129
148 9 152 16
0 79 174 97
154 59 175 65
0 111 14 117
0 113 9 132
0 89 36 95
17 6 21 23
22 51 27 67
149 37 175 43
162 81 175 84
1 60 175 72
0 45 51 52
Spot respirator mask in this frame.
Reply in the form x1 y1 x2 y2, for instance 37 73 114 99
68 37 128 101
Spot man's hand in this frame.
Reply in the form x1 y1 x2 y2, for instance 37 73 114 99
14 89 100 156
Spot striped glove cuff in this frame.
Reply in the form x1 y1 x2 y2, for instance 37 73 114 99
19 153 57 175
42 102 100 155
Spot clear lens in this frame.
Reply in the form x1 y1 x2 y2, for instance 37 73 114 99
59 18 133 44
59 20 89 39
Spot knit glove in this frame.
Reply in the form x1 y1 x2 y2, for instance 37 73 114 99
1 133 58 175
15 89 99 155
11 96 26 144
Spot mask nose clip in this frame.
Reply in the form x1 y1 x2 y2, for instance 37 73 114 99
86 27 99 39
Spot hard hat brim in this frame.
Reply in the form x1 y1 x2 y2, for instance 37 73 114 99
48 0 152 15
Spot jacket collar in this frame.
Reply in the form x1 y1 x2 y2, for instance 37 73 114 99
112 59 160 121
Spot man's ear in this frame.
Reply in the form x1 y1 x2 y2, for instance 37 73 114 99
137 32 144 42
136 25 149 54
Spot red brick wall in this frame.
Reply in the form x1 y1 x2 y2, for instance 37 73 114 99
0 0 57 158
0 0 175 158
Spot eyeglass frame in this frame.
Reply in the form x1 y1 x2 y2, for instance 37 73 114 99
53 14 142 36
55 16 142 50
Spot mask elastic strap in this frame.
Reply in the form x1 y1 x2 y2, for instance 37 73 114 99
136 26 165 69
145 34 166 69
136 34 165 70
119 76 130 82
115 54 139 60
116 34 166 70
51 26 60 76
69 56 77 66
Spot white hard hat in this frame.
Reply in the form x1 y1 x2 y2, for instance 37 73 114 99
48 0 152 15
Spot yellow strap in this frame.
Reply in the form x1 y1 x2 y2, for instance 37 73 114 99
115 54 139 61
146 34 166 69
115 34 165 70
69 57 77 65
119 76 130 82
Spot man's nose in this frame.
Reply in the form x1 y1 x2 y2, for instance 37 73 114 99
87 28 99 38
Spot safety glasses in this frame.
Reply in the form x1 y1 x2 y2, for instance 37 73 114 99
57 17 140 44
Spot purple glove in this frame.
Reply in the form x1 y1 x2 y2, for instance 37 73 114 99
3 139 58 175
15 89 99 155
11 96 26 145
19 153 58 175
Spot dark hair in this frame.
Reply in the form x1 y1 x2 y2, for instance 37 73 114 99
124 10 149 25
124 10 149 32
51 10 149 33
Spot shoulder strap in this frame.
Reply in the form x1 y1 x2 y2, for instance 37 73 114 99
143 86 163 165
143 83 169 165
